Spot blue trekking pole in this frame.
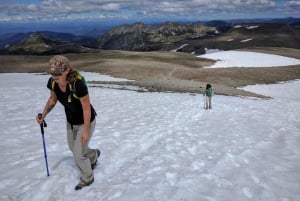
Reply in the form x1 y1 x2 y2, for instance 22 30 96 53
38 113 50 176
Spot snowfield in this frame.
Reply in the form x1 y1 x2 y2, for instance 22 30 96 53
0 51 300 201
198 50 300 68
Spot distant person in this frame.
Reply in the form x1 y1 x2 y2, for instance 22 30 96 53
203 84 214 109
36 55 100 190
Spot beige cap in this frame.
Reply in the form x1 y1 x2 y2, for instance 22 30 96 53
48 55 70 75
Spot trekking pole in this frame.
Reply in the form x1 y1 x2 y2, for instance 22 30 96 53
203 94 206 109
38 113 50 176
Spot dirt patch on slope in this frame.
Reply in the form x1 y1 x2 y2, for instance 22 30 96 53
1 49 299 98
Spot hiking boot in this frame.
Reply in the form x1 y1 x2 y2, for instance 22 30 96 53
75 177 94 190
91 149 101 170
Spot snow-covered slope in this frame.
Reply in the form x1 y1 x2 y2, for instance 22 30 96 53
0 51 299 201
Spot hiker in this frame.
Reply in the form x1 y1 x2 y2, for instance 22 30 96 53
36 55 100 190
203 84 214 109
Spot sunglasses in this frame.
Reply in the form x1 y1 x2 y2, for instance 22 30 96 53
49 68 64 76
50 72 63 76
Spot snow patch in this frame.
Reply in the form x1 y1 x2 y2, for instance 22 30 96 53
198 50 300 68
240 38 252 42
246 25 259 29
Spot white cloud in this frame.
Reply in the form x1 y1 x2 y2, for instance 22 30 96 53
0 0 299 22
27 4 38 11
287 0 300 6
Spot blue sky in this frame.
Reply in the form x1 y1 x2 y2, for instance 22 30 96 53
0 0 299 23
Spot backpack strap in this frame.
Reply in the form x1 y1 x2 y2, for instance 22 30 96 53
51 78 55 90
68 74 84 102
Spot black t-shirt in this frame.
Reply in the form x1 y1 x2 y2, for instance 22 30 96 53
47 77 96 125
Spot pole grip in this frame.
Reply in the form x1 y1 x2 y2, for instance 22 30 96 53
38 113 47 133
38 113 44 134
38 113 42 119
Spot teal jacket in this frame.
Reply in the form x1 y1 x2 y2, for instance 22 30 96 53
204 88 214 96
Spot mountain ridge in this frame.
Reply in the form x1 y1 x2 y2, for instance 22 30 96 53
5 32 99 55
1 18 300 55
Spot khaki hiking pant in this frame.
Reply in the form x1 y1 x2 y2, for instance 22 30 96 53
67 119 97 182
